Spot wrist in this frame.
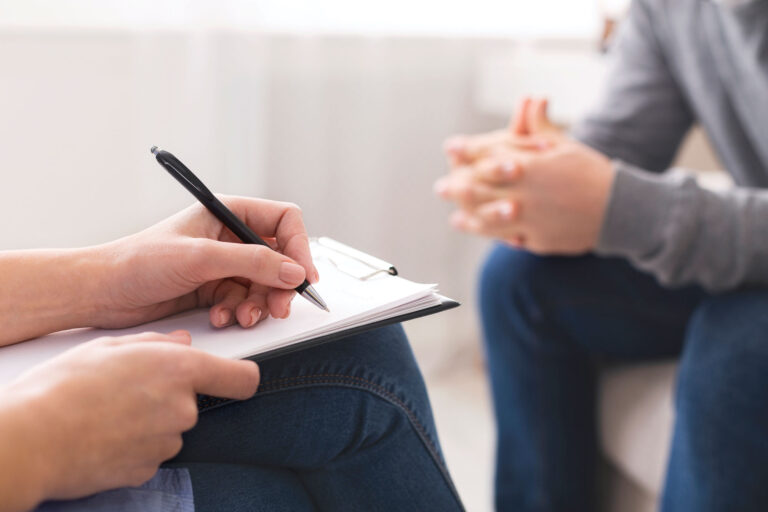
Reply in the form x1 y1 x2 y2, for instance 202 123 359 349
0 247 115 345
73 242 125 327
40 245 116 331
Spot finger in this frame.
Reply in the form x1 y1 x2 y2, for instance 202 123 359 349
110 331 192 346
507 134 553 151
528 98 558 135
458 130 514 163
208 279 249 328
473 158 523 185
192 240 307 290
504 235 527 249
451 133 547 165
473 199 520 228
267 288 295 319
510 96 533 135
443 135 467 160
433 172 507 210
217 197 319 284
449 200 521 238
166 331 193 345
240 282 271 326
235 300 264 328
187 351 261 399
234 284 270 328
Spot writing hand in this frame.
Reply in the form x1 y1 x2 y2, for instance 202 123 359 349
92 196 320 329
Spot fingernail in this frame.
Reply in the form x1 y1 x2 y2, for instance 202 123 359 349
501 162 518 178
443 137 465 153
249 308 261 327
279 261 305 285
498 202 515 220
169 330 190 341
219 309 231 326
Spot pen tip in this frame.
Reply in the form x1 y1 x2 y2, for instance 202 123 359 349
150 146 159 155
302 285 330 313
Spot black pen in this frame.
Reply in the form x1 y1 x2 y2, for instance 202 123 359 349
150 146 329 312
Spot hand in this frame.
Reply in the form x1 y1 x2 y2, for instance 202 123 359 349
436 97 615 254
444 141 615 254
92 196 320 330
0 331 260 507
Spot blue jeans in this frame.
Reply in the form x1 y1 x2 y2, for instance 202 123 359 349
165 324 464 511
479 245 768 512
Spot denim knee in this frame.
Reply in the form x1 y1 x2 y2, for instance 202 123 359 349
676 290 768 423
479 245 545 319
479 245 576 353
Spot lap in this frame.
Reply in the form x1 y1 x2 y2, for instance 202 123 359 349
481 243 768 383
169 324 462 511
165 463 314 512
183 323 440 461
479 244 708 360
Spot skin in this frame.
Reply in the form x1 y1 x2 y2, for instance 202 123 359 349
0 196 318 512
435 97 616 254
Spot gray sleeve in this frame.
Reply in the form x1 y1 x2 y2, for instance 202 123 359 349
573 0 768 291
596 162 768 291
572 0 693 172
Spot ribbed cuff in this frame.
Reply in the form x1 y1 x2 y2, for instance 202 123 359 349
595 161 680 259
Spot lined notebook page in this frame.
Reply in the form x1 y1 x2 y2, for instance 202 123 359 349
0 239 443 386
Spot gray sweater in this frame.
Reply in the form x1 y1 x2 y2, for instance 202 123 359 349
573 0 768 291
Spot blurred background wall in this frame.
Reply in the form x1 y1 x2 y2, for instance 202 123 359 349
0 1 624 371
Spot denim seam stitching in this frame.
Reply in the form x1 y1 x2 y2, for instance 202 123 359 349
257 373 464 510
259 373 437 456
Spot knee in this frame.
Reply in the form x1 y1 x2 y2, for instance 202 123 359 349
478 245 578 333
329 324 422 390
676 290 768 422
479 245 545 314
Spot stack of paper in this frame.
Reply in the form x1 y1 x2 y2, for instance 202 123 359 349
0 238 457 386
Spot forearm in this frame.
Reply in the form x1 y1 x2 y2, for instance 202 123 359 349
596 162 768 291
0 247 110 345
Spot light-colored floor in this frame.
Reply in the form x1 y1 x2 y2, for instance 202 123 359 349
423 354 495 512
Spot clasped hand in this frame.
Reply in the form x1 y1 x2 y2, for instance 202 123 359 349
434 97 616 254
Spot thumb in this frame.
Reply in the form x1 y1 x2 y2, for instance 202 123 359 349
509 96 533 136
528 98 557 134
192 240 307 290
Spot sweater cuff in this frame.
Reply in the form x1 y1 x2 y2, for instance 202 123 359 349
596 161 680 259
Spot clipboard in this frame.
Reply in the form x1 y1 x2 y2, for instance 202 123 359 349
0 238 459 412
196 238 459 410
248 237 459 361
